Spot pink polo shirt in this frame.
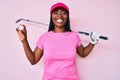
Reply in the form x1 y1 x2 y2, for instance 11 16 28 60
37 31 81 80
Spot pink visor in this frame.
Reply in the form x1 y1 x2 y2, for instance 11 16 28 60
50 2 69 14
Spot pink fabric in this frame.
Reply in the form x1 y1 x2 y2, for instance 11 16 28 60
37 31 81 80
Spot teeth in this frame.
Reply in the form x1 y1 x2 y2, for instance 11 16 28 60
57 19 63 23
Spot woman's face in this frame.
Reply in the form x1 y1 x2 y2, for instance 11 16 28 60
52 8 68 28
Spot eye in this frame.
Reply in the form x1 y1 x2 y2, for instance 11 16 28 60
52 9 67 15
61 10 67 15
53 10 58 14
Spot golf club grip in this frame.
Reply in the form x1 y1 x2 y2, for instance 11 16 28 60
78 31 108 40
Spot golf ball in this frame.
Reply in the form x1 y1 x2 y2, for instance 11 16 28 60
18 25 24 30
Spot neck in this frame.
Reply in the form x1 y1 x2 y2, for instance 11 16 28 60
53 27 66 33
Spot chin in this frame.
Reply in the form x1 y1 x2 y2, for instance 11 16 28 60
55 24 65 28
55 22 66 27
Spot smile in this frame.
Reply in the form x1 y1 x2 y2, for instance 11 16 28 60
56 19 63 23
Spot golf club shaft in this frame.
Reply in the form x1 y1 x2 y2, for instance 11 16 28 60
15 18 108 40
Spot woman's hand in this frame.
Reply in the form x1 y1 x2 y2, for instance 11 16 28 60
16 24 27 42
89 32 100 44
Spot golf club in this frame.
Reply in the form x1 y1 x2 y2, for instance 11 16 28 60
15 18 108 40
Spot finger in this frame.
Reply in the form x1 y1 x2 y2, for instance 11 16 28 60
16 28 21 33
89 32 93 38
16 28 19 32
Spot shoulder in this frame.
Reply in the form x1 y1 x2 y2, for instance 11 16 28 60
69 31 80 36
70 31 78 34
70 31 81 40
41 31 50 35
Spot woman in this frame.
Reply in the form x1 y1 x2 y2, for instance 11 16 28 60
16 2 100 80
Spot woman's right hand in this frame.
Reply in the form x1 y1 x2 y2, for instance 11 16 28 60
16 24 27 42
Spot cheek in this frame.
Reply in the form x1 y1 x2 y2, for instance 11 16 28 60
64 15 68 21
51 14 56 20
51 16 55 23
64 16 68 23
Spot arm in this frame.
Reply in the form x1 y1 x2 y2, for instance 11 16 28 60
16 24 43 65
77 43 95 57
22 40 43 65
77 32 100 57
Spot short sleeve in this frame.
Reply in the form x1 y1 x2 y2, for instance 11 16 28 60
76 33 82 48
36 35 44 50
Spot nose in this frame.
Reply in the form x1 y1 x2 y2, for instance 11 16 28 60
56 12 63 17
